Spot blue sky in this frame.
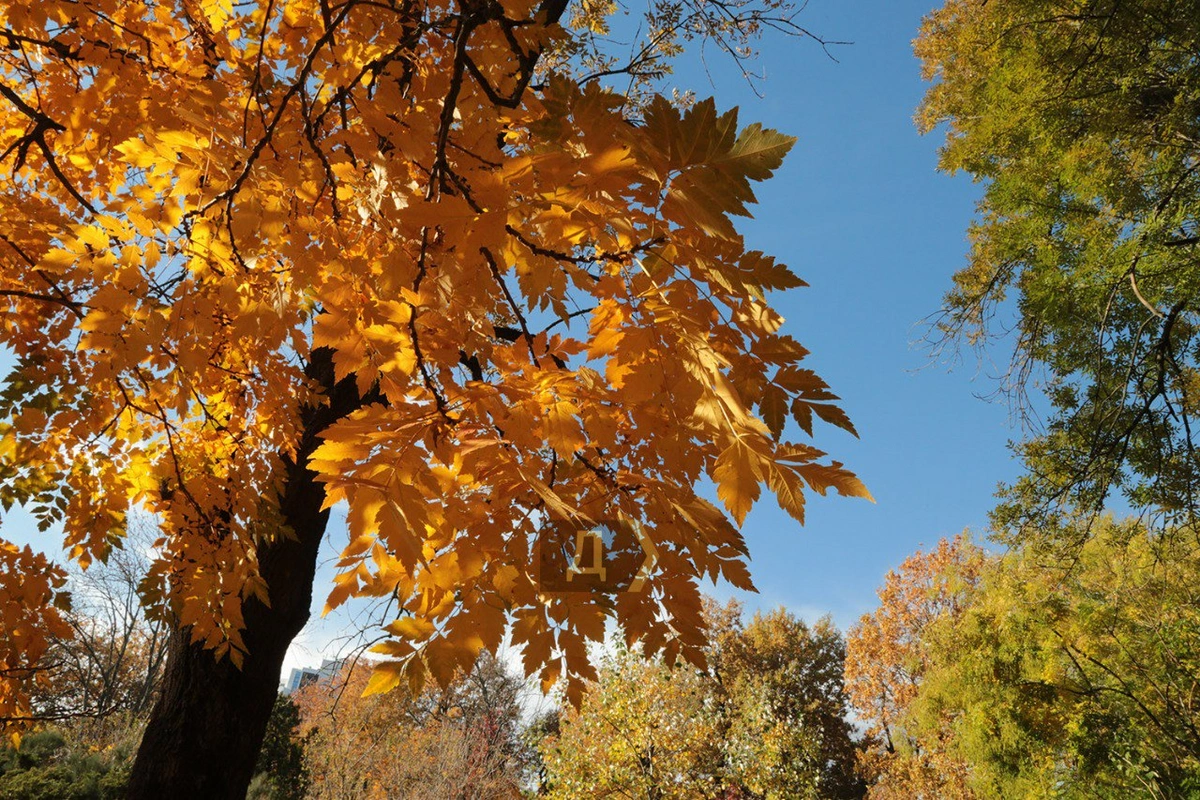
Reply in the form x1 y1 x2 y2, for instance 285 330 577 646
2 0 1029 674
663 0 1025 627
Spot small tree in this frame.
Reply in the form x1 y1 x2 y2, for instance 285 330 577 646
540 601 865 799
294 652 530 799
711 605 864 798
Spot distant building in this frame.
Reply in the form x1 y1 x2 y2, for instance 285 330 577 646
283 657 346 695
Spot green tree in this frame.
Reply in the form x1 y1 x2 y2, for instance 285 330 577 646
540 646 724 799
914 519 1200 798
916 0 1200 536
540 601 865 799
851 522 1200 798
249 695 309 800
711 605 865 799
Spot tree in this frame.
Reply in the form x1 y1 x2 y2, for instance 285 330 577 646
540 601 865 799
293 652 530 799
844 536 985 798
30 525 167 727
248 695 309 800
541 645 724 799
0 0 869 794
849 522 1200 798
915 0 1200 538
709 604 865 799
911 519 1200 798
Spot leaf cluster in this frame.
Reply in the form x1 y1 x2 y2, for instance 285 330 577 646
0 0 865 724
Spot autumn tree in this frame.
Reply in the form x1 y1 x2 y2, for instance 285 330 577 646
540 601 865 799
844 535 985 798
294 652 530 799
0 0 868 793
30 524 167 727
916 0 1200 538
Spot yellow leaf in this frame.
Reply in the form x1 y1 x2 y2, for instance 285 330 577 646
714 440 762 525
362 661 405 697
543 399 586 459
385 615 435 640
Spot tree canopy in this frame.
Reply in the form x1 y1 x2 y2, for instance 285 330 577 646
848 522 1200 798
916 0 1200 537
542 601 865 799
293 654 529 799
0 0 868 776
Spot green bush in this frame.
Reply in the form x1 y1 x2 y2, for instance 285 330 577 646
0 729 130 800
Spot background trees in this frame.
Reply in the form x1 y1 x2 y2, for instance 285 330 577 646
0 528 165 800
293 652 532 800
541 601 865 799
915 520 1200 798
710 605 863 798
844 536 984 799
248 695 310 800
847 524 1200 798
540 645 724 799
30 527 166 727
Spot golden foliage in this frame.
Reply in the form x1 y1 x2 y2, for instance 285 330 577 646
0 0 865 726
0 542 71 738
844 536 985 798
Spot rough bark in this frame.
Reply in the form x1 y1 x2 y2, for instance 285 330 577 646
127 352 367 799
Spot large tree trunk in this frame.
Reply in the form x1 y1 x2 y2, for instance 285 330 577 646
127 353 364 799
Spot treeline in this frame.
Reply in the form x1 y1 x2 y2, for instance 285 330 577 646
4 520 1197 799
1 594 867 799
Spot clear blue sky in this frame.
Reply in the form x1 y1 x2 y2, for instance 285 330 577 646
2 0 1027 670
663 0 1025 627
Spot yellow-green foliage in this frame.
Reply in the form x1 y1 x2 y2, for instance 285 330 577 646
917 0 1200 532
541 602 865 799
879 520 1200 798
